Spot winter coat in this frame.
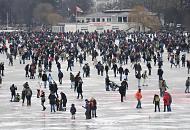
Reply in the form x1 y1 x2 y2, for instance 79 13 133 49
58 71 63 79
10 85 17 93
90 99 97 110
186 79 190 87
135 91 142 100
153 95 160 104
48 94 56 105
163 92 171 105
119 85 126 96
118 67 124 74
124 68 129 75
77 80 83 93
60 93 67 104
41 93 45 102
42 74 47 81
25 88 32 97
70 106 76 115
157 68 163 76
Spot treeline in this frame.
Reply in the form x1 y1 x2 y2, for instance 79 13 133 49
0 0 93 26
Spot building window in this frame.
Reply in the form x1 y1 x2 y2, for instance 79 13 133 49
86 18 91 23
102 18 105 22
92 18 96 22
107 18 111 22
123 17 127 22
118 17 122 22
96 18 100 22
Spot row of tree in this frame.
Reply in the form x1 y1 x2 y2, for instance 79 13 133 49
0 0 93 26
0 0 189 30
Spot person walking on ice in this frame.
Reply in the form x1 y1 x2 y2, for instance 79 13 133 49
70 104 76 119
142 70 148 86
135 89 142 109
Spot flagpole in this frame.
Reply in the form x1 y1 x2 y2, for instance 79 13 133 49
76 7 78 32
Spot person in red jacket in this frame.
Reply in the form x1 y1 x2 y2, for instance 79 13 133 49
135 89 142 109
163 91 172 112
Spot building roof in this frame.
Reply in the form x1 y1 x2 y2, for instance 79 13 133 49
78 12 130 18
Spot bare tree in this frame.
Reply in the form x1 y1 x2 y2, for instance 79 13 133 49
129 5 161 31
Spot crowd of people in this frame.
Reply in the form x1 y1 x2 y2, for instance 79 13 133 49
0 29 190 119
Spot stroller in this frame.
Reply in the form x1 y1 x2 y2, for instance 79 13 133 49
109 81 120 91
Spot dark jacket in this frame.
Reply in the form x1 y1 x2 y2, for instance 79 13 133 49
58 71 63 79
42 73 48 81
119 85 126 96
70 106 76 115
77 80 83 93
48 93 56 105
60 93 67 104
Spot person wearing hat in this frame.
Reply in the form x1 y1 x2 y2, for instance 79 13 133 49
82 99 92 119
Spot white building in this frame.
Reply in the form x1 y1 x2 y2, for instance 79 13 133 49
52 9 157 33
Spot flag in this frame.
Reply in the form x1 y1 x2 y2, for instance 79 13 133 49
76 6 83 13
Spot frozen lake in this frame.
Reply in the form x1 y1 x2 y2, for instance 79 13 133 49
0 49 190 130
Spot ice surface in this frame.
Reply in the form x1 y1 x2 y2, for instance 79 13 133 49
0 50 190 130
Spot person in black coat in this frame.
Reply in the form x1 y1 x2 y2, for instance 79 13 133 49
147 62 152 75
48 61 52 72
0 63 4 76
105 75 110 91
60 92 67 111
57 62 61 71
10 84 17 101
119 83 127 102
52 81 58 98
67 58 72 71
25 64 30 77
105 64 109 75
157 67 163 80
42 72 47 88
112 63 118 77
77 77 83 99
124 68 130 81
70 104 76 119
58 70 63 84
187 60 190 74
118 66 124 81
74 72 80 91
48 92 56 112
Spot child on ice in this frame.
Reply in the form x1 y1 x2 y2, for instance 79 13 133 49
70 104 76 119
